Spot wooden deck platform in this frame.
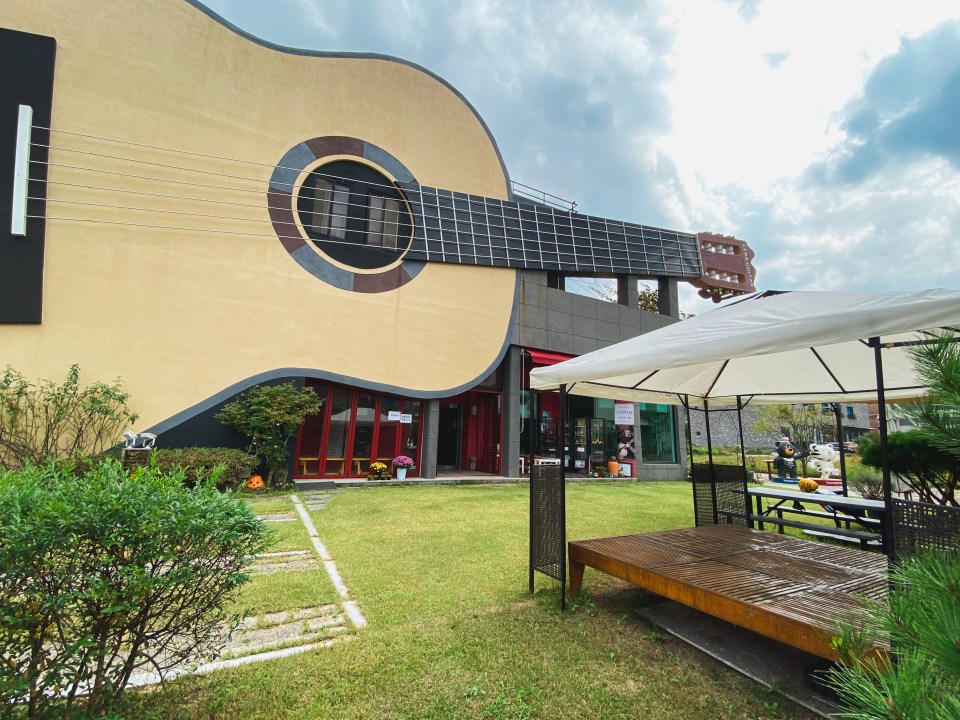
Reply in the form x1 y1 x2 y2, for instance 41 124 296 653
568 525 888 661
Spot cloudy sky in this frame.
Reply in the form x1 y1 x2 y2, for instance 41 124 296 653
202 0 960 313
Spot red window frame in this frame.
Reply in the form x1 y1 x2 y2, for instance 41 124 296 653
294 384 422 479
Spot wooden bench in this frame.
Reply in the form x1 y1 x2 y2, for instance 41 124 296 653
748 514 882 550
770 505 881 528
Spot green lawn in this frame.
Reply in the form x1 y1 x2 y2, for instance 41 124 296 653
122 482 820 720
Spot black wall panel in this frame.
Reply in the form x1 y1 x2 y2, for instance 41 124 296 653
0 27 56 323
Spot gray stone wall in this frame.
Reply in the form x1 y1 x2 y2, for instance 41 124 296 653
687 403 875 452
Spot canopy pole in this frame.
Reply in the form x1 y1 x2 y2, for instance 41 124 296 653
530 387 540 471
737 396 752 527
870 337 895 562
833 403 849 496
682 395 700 523
558 383 568 610
704 398 718 523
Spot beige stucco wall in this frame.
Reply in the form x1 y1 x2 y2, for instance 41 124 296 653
2 0 516 430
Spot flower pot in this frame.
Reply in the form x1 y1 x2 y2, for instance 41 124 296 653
396 467 408 480
607 460 619 475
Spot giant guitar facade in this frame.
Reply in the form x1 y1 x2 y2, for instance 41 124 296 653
0 0 755 480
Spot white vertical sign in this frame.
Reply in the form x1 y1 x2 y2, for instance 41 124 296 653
12 105 33 236
614 402 635 425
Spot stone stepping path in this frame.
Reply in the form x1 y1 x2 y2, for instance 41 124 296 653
225 604 348 659
250 557 320 574
257 511 298 522
297 491 333 511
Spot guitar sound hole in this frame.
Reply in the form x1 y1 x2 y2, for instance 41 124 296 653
296 160 413 270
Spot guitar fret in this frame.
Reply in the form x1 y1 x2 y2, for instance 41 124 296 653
482 196 494 266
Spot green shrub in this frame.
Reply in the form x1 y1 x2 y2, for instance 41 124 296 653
846 464 884 500
0 364 138 470
0 459 271 718
153 447 258 490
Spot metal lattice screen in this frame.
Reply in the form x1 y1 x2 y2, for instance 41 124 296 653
691 463 749 527
530 463 565 585
892 499 960 558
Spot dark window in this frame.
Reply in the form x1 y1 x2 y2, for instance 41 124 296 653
367 192 401 249
296 160 412 270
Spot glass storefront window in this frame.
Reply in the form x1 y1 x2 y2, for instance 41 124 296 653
376 396 401 466
297 383 327 476
324 389 352 477
400 399 420 460
352 393 376 476
637 403 677 463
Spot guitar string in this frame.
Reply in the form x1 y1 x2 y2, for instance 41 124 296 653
30 133 693 244
28 154 604 250
30 125 432 197
31 139 614 251
28 211 665 273
36 123 577 213
25 137 705 275
29 127 716 275
31 131 409 195
26 186 597 264
30 134 688 240
26 162 667 267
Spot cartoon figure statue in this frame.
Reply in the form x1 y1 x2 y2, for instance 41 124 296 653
807 443 839 479
772 439 808 480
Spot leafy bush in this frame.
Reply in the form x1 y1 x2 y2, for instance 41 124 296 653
846 464 884 500
153 447 258 490
0 460 271 718
215 383 322 487
0 365 138 470
827 551 960 719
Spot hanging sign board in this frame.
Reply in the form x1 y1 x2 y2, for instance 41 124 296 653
614 402 635 425
400 414 413 424
387 411 402 421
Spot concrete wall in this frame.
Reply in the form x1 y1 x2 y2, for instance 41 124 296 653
511 272 678 352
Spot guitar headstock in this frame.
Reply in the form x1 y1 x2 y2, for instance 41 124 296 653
690 232 757 303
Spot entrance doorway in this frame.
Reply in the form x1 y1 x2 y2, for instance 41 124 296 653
437 404 461 468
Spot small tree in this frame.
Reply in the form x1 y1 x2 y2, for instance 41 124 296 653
859 430 958 506
905 332 960 462
0 364 138 470
216 383 322 487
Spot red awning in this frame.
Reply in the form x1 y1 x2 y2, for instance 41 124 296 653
526 349 574 366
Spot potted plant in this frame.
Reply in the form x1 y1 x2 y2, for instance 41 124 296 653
367 461 390 481
392 455 414 480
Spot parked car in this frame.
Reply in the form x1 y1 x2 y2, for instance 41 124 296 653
829 442 858 453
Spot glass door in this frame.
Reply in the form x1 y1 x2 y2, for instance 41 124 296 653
437 403 461 468
324 388 352 477
350 393 376 476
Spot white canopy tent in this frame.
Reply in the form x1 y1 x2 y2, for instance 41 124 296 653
529 289 960 406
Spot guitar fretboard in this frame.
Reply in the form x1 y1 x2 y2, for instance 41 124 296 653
399 182 703 278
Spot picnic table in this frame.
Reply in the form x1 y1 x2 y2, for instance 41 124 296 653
745 486 884 551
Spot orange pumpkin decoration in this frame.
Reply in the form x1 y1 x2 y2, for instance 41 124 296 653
245 474 265 491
